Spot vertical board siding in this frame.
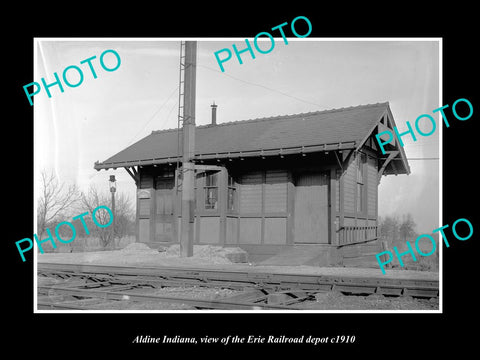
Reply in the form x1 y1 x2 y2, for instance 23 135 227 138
264 218 287 244
367 157 377 217
156 190 174 215
138 198 150 217
294 172 329 243
265 170 288 212
335 170 340 211
343 161 356 213
155 222 173 242
199 217 220 244
140 173 154 189
239 218 262 244
239 172 262 213
226 217 238 244
139 219 150 243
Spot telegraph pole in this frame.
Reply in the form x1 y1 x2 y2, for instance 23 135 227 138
180 41 197 257
109 175 116 249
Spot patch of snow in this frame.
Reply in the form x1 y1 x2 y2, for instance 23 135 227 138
120 243 158 254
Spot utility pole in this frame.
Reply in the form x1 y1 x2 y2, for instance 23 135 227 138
109 175 116 249
180 41 197 257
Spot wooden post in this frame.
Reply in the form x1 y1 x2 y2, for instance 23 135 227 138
286 172 295 245
180 41 197 258
219 167 227 245
329 168 337 245
381 239 391 268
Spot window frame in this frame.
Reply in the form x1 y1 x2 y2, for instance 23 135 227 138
356 153 366 213
227 174 237 212
203 172 219 210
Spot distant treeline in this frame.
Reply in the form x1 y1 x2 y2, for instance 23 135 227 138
378 213 439 247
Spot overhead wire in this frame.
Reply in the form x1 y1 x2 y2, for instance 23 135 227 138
126 85 179 146
197 63 324 108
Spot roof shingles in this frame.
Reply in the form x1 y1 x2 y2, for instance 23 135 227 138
95 102 390 169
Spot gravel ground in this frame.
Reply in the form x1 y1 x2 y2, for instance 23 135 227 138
37 244 439 311
38 275 438 311
297 291 438 310
64 286 241 310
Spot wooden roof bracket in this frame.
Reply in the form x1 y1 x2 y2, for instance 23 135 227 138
334 150 344 171
378 150 399 183
125 166 139 185
341 149 356 170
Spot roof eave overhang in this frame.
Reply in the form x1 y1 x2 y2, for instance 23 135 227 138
93 141 357 171
356 104 411 176
384 105 411 176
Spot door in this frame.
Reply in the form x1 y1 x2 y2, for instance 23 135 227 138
155 178 175 242
293 172 329 243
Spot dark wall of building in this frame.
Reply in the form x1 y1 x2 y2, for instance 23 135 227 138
134 149 380 264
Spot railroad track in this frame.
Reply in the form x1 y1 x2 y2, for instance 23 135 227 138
37 262 439 310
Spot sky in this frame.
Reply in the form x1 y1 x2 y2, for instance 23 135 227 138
34 38 440 233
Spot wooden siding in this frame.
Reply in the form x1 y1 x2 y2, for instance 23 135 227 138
156 189 174 215
336 150 379 247
239 218 262 244
134 148 381 255
264 170 288 213
293 172 329 244
335 169 340 212
155 222 174 242
239 171 262 213
140 173 154 189
339 216 378 246
225 217 238 244
138 198 150 217
264 218 287 244
367 156 377 217
343 160 356 213
199 217 220 244
138 218 150 243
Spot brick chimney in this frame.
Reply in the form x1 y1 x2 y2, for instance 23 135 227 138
211 101 217 125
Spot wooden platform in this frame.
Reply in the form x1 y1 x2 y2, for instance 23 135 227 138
338 240 383 268
257 245 338 266
237 240 382 268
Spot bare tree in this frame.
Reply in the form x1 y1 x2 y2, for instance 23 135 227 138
37 170 82 240
379 213 418 248
399 213 417 242
378 215 399 245
81 185 134 249
112 191 135 241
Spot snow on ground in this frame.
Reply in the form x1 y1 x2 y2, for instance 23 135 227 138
38 243 246 267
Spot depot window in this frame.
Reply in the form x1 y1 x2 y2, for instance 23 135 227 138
204 173 218 210
227 174 236 211
356 153 366 213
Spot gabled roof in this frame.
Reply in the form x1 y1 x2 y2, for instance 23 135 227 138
94 102 410 175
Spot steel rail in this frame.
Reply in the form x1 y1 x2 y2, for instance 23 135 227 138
37 285 301 310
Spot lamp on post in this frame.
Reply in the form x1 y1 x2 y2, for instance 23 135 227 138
109 175 116 248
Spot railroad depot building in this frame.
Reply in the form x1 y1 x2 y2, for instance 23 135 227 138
94 102 410 266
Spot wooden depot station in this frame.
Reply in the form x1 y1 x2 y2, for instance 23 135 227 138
94 102 410 266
